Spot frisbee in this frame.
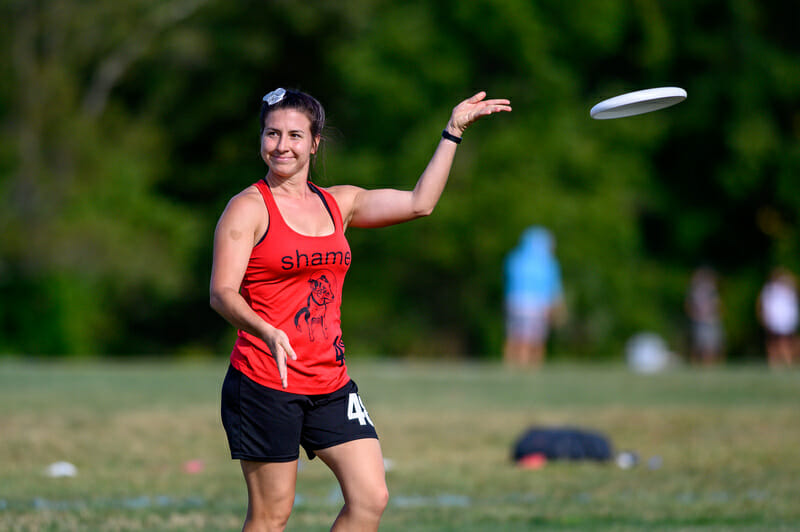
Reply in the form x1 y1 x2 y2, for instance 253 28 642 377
590 87 687 119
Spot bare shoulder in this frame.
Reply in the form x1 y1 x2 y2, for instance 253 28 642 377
326 183 365 213
325 184 364 201
217 185 268 237
223 185 265 216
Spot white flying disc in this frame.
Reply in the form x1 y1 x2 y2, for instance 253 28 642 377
590 87 687 119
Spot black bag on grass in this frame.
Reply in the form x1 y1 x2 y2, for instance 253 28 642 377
512 427 613 462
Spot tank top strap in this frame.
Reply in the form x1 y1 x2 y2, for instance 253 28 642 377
308 182 344 232
253 178 280 224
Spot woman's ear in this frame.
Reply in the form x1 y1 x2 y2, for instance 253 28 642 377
311 135 321 154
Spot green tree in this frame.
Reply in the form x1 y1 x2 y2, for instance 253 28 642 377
0 0 203 354
2 0 799 360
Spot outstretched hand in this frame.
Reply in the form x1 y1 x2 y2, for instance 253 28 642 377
446 91 512 136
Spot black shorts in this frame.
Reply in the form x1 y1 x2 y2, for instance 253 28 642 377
220 365 378 462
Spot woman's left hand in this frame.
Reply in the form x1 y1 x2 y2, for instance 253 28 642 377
446 91 512 136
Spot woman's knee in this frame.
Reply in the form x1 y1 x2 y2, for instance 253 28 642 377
374 484 390 514
246 496 294 531
349 483 389 518
245 481 295 530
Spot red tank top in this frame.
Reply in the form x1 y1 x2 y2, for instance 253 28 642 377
230 180 351 394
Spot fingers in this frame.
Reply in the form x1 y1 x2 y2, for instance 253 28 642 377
450 93 511 132
284 342 298 361
271 332 297 389
477 102 512 116
466 90 487 103
481 98 512 108
460 92 510 109
450 100 511 133
470 97 512 115
275 346 289 388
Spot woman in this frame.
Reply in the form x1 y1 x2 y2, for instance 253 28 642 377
210 87 510 531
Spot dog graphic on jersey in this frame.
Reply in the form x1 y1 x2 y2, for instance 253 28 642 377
294 269 336 342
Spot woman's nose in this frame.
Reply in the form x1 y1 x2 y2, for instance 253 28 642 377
275 135 288 151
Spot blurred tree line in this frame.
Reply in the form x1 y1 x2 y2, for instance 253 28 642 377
1 0 798 359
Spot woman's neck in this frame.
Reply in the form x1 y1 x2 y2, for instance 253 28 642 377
265 171 311 198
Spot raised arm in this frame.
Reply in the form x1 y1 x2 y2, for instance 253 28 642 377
330 91 511 229
209 189 297 388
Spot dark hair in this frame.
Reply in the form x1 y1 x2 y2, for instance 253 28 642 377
259 89 326 141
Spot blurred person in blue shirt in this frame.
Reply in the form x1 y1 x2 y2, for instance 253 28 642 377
503 226 564 367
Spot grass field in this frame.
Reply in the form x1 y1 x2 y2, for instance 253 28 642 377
1 358 799 531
